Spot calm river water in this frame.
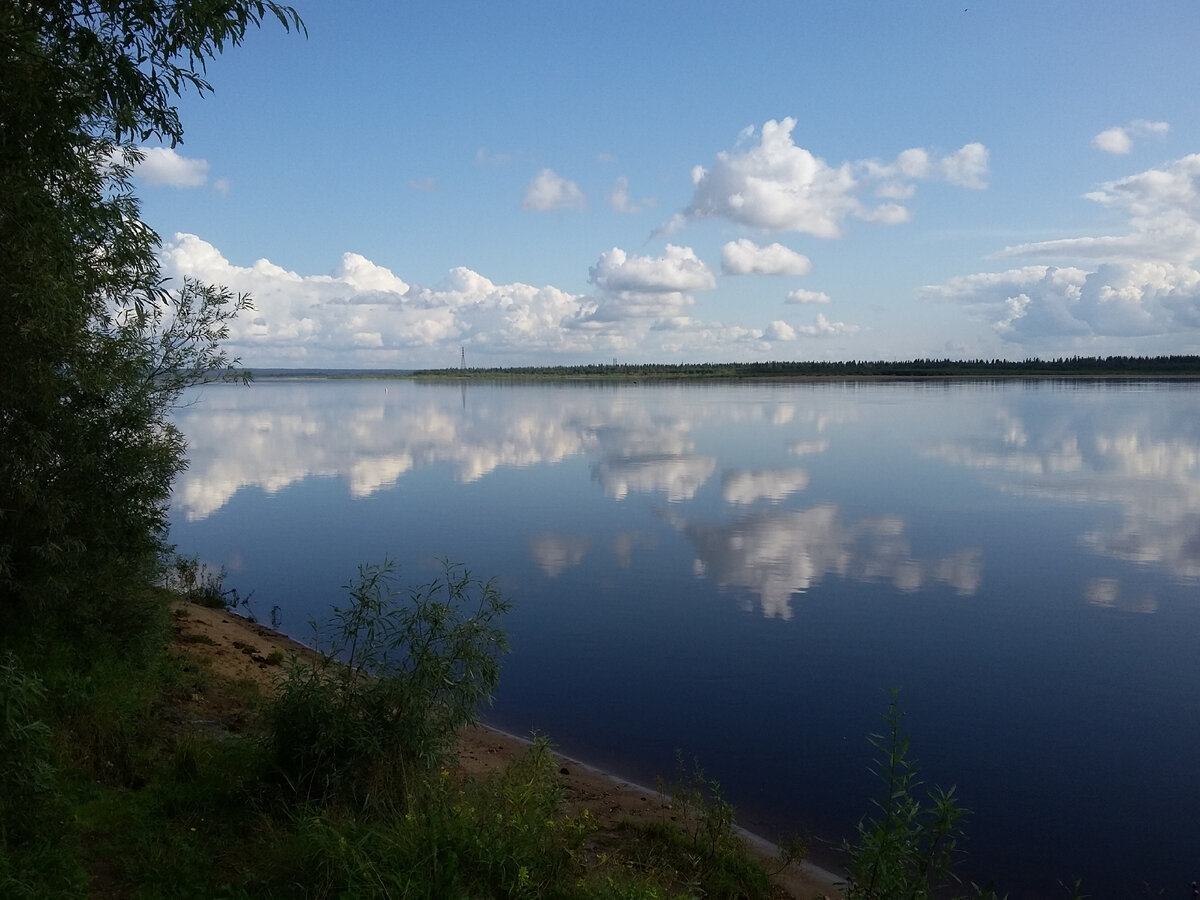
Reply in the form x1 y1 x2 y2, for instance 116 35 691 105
168 378 1200 897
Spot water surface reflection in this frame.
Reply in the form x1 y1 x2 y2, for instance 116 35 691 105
170 380 1200 897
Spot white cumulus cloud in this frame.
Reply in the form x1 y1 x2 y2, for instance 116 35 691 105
797 313 859 337
134 146 210 188
584 245 716 324
926 154 1200 347
589 245 716 294
939 142 990 189
862 143 989 190
721 239 812 275
161 234 798 366
764 320 797 340
858 203 912 225
158 229 870 367
1081 154 1200 238
682 118 858 237
1093 127 1133 155
671 118 988 238
922 266 1091 340
522 168 586 211
786 288 831 304
159 233 593 366
336 253 410 295
1092 119 1170 155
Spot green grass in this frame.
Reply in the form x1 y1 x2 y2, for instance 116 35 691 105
48 720 795 899
178 632 216 645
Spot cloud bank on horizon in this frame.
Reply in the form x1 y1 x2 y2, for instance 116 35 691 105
133 3 1200 368
922 154 1200 343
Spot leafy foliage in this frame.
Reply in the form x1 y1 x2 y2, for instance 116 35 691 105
266 560 511 802
2 0 304 148
843 692 998 900
0 1 299 648
0 5 298 886
135 278 256 396
0 653 58 846
164 555 244 609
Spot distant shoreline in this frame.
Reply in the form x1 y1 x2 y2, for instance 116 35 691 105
239 354 1200 382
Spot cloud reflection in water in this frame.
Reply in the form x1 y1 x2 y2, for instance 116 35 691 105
676 505 981 619
924 397 1200 607
172 381 1198 622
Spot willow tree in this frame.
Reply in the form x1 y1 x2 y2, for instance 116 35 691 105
0 2 302 647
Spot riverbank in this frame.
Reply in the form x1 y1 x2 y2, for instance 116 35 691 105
407 355 1200 381
241 353 1200 383
171 600 844 898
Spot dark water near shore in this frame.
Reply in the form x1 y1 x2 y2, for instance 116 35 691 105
168 379 1200 897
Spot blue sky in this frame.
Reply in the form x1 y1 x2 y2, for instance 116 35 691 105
135 0 1200 368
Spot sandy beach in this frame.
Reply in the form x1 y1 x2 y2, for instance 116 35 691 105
171 600 844 899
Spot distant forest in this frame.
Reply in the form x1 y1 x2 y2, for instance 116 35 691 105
412 355 1200 380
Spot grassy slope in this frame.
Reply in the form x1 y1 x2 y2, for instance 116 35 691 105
1 591 829 899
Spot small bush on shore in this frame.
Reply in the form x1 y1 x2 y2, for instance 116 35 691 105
164 556 240 610
842 691 1001 900
265 559 510 803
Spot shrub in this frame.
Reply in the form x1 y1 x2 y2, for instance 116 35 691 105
0 653 58 846
265 559 510 802
164 556 236 610
842 691 999 899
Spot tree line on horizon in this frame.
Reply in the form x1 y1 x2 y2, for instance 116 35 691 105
413 354 1200 379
